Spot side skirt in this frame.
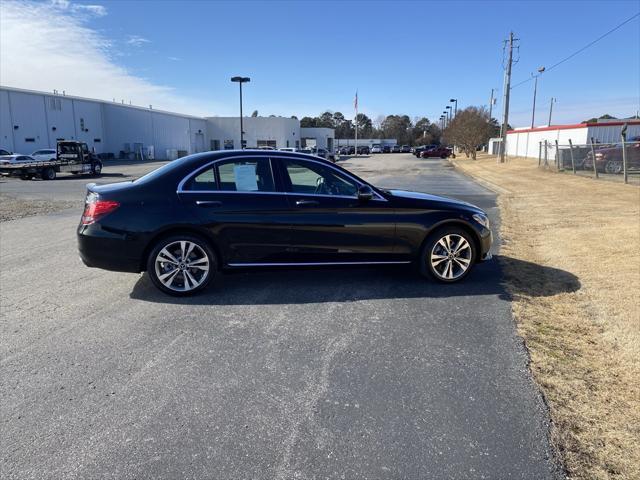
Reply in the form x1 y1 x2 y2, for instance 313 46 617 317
226 261 412 267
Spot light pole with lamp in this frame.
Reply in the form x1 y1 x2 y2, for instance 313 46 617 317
530 66 545 129
450 98 457 117
231 76 250 149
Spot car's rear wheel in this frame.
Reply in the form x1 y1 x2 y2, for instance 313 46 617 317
420 227 476 283
147 234 216 296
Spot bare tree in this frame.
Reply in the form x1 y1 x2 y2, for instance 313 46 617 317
443 106 492 159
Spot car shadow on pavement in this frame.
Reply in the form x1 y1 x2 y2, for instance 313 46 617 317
129 255 580 305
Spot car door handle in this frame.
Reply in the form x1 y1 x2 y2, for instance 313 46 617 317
196 200 222 207
295 199 319 206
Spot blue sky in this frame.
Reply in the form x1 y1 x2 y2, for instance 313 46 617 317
1 0 639 126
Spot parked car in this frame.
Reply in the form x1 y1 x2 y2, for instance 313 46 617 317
78 150 492 295
0 149 12 156
357 146 370 155
421 146 453 159
298 148 312 154
391 145 401 153
371 145 382 154
0 154 38 165
310 148 336 162
31 149 57 161
401 145 411 153
414 145 437 157
279 147 300 152
583 136 640 174
339 146 355 155
382 145 391 153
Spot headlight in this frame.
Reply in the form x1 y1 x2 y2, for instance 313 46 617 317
472 213 490 229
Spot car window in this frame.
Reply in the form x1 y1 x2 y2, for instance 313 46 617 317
184 167 217 191
217 158 275 192
283 159 358 197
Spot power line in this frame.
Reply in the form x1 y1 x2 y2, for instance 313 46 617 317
511 12 640 90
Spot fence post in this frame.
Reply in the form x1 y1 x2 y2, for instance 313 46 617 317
568 139 576 174
621 124 628 184
590 137 599 179
554 140 561 171
538 141 542 166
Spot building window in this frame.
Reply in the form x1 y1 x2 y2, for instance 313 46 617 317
25 138 35 142
93 138 101 143
211 140 221 150
223 139 234 150
257 140 277 149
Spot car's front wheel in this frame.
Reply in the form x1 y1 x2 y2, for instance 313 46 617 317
147 234 216 296
604 160 622 174
420 227 476 282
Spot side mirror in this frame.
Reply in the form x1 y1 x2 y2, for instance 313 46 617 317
357 185 374 201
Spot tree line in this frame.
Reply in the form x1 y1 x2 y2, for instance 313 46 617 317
300 107 507 158
300 112 443 146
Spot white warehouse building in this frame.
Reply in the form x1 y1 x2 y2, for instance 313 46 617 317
488 120 640 158
0 86 334 159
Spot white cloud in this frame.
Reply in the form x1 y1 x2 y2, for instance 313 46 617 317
50 0 107 17
167 56 181 62
126 35 151 47
0 0 209 116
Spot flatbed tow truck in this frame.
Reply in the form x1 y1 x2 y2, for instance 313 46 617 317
0 141 103 180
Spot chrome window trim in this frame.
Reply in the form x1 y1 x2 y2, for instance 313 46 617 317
176 154 388 202
227 261 411 267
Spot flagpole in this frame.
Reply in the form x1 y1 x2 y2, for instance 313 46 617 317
354 91 358 157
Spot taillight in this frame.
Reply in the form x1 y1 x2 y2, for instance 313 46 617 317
81 198 120 225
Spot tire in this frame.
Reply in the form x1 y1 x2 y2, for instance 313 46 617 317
20 174 32 181
41 167 56 180
419 226 476 283
146 234 216 296
91 161 103 176
604 160 622 175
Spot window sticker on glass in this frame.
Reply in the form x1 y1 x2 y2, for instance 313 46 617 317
234 164 258 191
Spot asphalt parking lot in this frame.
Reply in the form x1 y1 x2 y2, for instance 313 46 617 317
1 153 560 479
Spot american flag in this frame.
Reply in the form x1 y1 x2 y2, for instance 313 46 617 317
354 91 358 111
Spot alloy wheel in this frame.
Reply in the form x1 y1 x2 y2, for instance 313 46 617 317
154 240 210 292
430 234 472 281
605 160 622 174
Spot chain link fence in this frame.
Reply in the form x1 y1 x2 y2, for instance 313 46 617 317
538 138 640 184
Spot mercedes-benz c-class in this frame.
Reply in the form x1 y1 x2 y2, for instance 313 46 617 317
78 150 492 296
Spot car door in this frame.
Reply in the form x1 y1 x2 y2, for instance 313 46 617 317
178 156 291 265
275 157 398 263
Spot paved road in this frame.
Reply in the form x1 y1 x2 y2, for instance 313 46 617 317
1 154 560 479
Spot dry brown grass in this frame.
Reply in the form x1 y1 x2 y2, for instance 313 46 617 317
454 153 640 480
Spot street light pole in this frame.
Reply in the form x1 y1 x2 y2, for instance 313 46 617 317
548 97 556 126
450 98 457 117
531 66 545 129
231 76 250 149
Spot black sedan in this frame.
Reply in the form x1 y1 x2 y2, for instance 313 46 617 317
78 150 492 295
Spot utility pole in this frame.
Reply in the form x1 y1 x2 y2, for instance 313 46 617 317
548 97 556 126
499 31 517 163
